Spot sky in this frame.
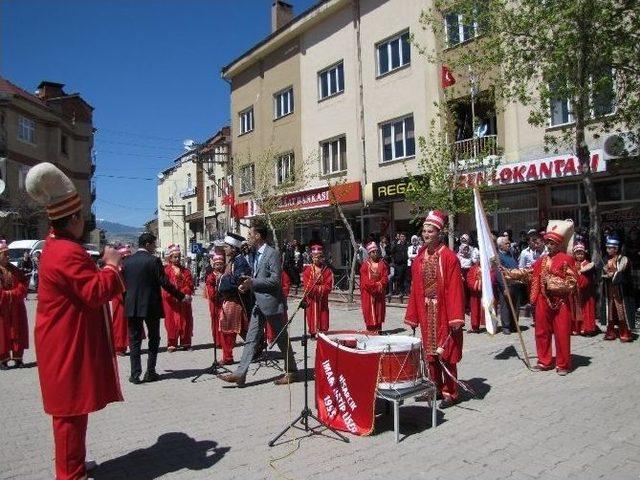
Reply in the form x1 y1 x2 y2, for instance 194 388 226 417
1 0 317 227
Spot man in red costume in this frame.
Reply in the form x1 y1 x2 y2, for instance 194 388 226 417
302 245 333 336
573 242 597 336
162 244 195 351
26 162 125 480
359 241 389 333
0 240 29 369
111 244 132 355
405 211 465 408
504 220 578 375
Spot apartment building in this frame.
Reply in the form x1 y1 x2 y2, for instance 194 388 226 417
0 76 97 241
222 0 638 259
156 127 231 255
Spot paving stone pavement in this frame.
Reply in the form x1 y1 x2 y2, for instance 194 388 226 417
1 290 638 480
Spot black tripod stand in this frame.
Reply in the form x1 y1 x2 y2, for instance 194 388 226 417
268 302 349 447
192 318 231 383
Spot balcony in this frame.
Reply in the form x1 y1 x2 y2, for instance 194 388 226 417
453 135 498 161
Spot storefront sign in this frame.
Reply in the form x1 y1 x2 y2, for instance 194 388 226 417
459 150 606 187
241 181 361 218
365 175 423 204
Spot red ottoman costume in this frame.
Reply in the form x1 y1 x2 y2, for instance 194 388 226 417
359 241 389 333
0 242 29 366
405 211 465 403
573 243 598 335
26 162 126 480
162 244 195 350
302 246 333 335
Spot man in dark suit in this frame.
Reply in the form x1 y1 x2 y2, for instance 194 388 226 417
219 225 298 386
123 232 188 384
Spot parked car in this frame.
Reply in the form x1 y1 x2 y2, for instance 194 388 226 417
8 240 40 267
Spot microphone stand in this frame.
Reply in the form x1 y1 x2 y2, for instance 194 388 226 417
192 276 231 383
268 266 349 447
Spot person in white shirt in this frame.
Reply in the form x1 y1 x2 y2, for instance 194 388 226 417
518 233 545 269
456 234 478 270
407 235 421 267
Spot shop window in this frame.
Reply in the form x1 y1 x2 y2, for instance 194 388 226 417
494 188 537 210
376 30 410 76
623 176 640 200
595 179 622 202
551 184 579 206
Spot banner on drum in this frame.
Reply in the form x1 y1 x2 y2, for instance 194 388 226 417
315 334 381 436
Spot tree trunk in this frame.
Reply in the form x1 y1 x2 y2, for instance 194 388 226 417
448 213 455 249
333 201 358 304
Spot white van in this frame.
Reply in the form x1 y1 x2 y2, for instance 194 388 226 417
7 239 41 267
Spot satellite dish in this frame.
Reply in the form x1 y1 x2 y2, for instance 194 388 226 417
604 131 639 158
183 139 195 151
0 179 5 195
157 172 164 180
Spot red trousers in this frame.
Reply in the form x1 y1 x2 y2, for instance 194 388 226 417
53 414 88 480
469 294 484 331
220 332 236 363
0 342 24 362
427 360 458 400
534 299 571 371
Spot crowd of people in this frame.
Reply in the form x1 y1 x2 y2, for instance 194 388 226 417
0 159 637 479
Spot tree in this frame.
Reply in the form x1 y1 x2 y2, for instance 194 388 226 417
405 115 498 248
236 147 316 249
419 0 640 264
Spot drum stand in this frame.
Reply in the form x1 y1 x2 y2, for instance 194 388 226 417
268 306 349 447
191 333 231 383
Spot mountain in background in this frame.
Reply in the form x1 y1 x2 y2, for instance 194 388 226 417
97 219 143 246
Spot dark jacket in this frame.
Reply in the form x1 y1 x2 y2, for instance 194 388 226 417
122 249 185 319
390 241 409 266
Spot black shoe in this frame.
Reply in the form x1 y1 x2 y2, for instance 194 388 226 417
502 328 511 335
129 375 142 385
13 360 24 368
143 371 160 382
0 362 9 371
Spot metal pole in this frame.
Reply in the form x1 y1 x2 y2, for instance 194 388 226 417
182 204 187 254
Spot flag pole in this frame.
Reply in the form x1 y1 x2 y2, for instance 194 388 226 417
474 188 532 369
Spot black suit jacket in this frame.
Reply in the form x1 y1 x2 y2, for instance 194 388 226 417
123 249 185 319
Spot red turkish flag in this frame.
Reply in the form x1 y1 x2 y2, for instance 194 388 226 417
315 332 381 436
221 186 235 206
441 65 456 88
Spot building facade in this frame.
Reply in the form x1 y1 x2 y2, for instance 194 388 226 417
222 0 637 257
156 127 231 256
0 77 97 241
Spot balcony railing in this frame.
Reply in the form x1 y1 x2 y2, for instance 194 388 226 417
452 135 498 160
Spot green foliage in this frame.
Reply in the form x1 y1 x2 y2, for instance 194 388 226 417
419 0 640 151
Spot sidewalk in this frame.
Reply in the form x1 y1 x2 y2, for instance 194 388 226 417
0 291 638 479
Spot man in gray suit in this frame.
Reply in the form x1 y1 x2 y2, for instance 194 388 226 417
219 225 298 386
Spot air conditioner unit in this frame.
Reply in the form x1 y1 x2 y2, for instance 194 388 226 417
603 131 640 158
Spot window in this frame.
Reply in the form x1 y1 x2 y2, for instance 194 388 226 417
18 116 36 144
318 62 344 100
239 107 254 135
551 184 579 206
549 69 615 126
380 115 415 162
276 153 295 185
376 30 410 76
320 136 347 175
61 134 69 155
240 164 255 194
186 173 192 189
187 202 192 216
274 87 294 119
445 12 479 47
